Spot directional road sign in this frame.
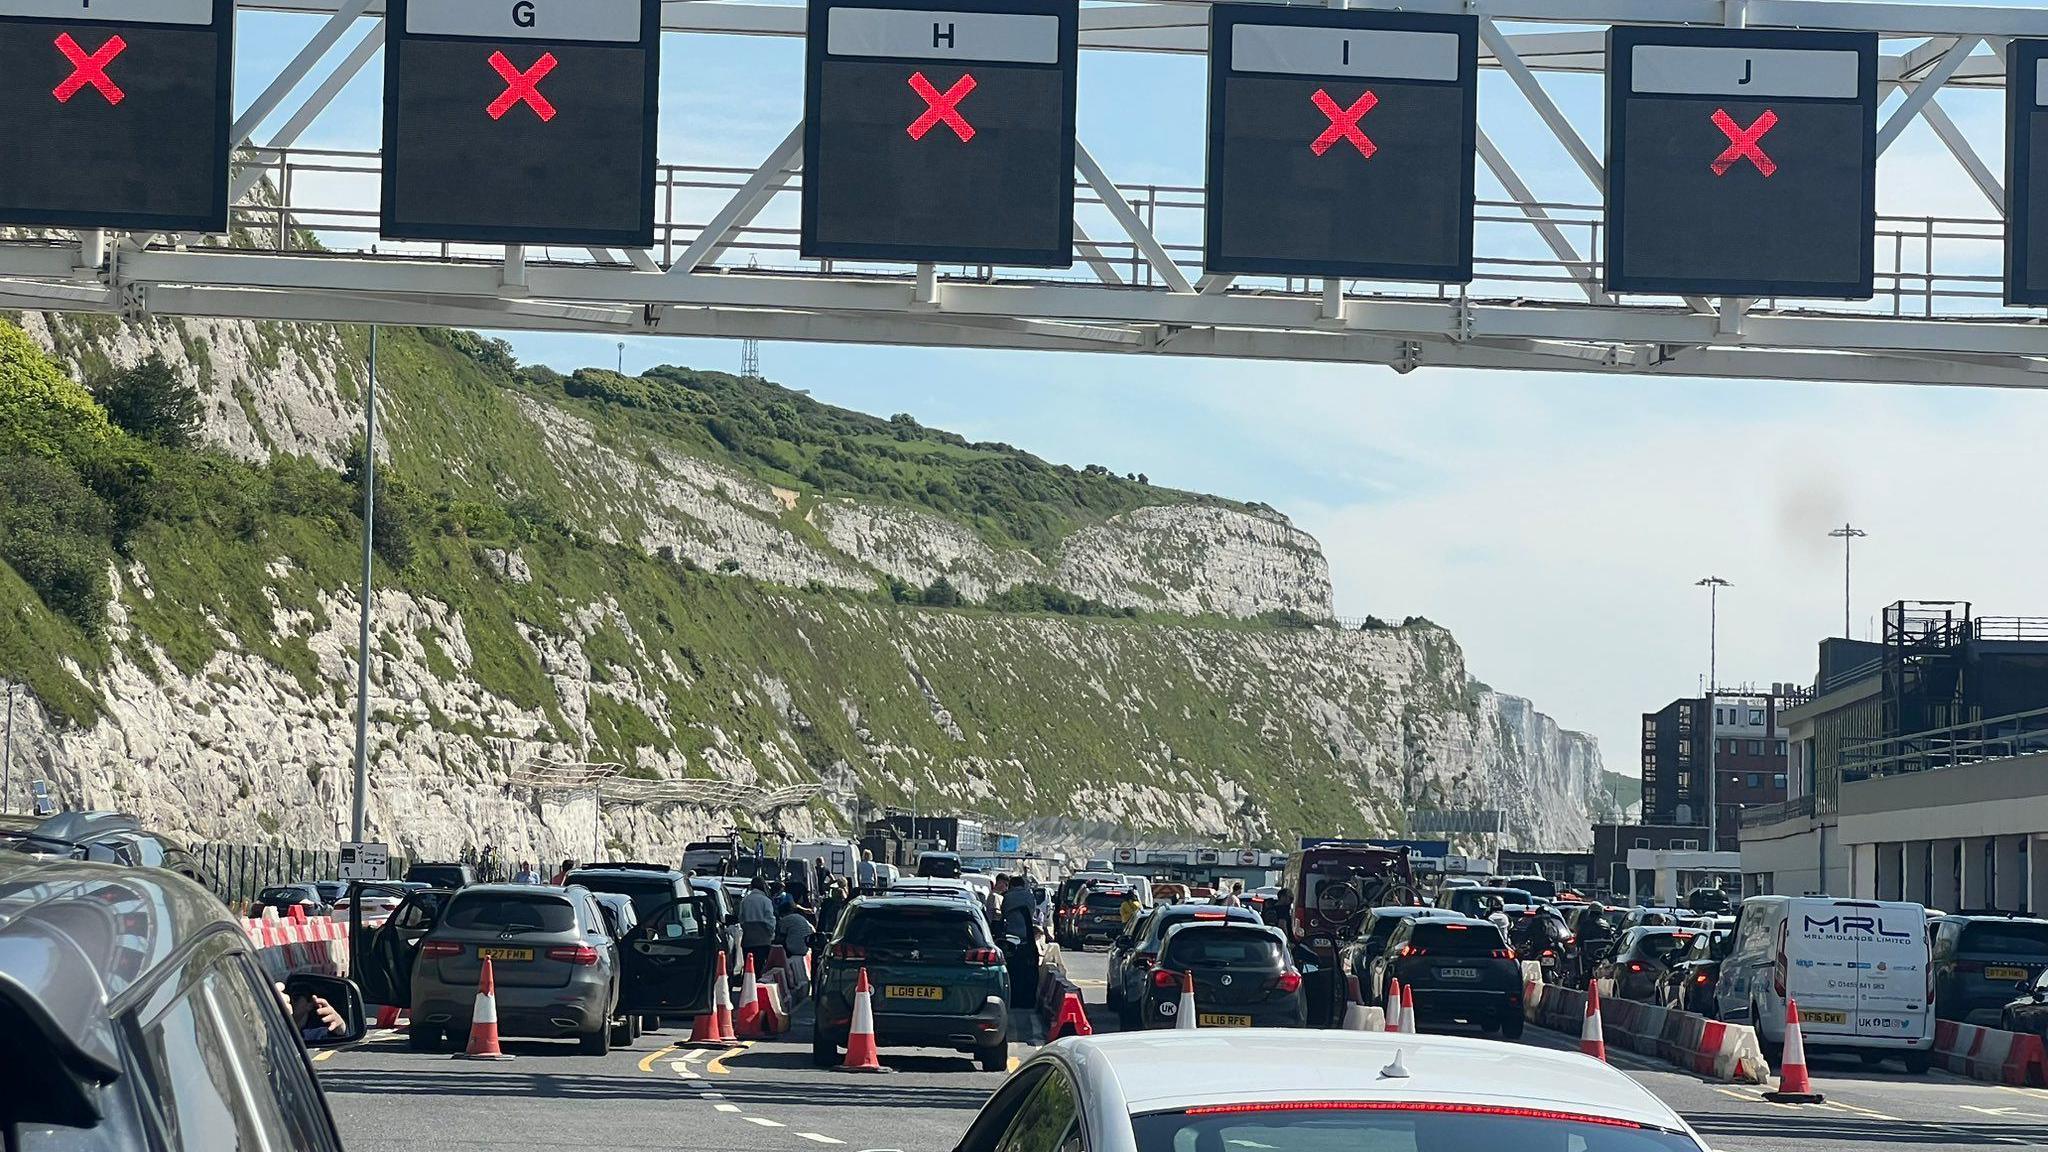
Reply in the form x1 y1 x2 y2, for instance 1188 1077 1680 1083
1605 26 1877 299
2007 40 2048 306
1204 6 1476 282
381 0 660 246
802 0 1079 267
338 841 390 880
0 0 233 232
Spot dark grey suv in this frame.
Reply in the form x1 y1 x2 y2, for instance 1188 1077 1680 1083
0 851 364 1150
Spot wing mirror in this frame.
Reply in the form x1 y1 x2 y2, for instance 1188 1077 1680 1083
284 974 367 1047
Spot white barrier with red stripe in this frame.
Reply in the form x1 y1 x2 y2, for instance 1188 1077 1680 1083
1524 980 1769 1084
242 913 350 981
1934 1019 2048 1088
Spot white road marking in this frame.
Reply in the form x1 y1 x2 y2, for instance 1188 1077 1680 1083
679 1049 707 1065
742 1116 786 1128
714 1104 742 1113
796 1134 845 1145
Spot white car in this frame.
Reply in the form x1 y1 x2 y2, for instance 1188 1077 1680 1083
949 1031 1706 1152
329 880 428 930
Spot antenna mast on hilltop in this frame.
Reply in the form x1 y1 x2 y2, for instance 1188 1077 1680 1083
740 338 760 380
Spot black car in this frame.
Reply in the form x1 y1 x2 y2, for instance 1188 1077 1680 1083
2000 967 2048 1043
1684 887 1733 914
8 810 210 889
1436 886 1535 920
1368 916 1523 1037
1655 927 1731 1015
1594 926 1698 1004
1072 885 1137 949
1 851 365 1150
404 861 479 889
916 851 965 879
1931 914 2048 1026
1338 907 1449 999
1107 904 1259 1027
1142 921 1305 1030
252 883 333 917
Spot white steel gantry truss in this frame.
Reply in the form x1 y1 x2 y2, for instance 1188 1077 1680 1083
8 0 2048 386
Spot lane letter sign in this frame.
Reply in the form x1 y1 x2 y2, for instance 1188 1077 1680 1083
1604 25 1877 298
0 0 232 232
2005 41 2048 305
381 0 660 246
802 0 1079 267
1205 5 1476 281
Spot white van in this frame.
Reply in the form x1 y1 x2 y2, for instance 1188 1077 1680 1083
786 839 859 881
1714 895 1933 1071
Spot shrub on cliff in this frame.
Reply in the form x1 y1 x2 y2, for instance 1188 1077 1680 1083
0 321 116 462
91 355 202 449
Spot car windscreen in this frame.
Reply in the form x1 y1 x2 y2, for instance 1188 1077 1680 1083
1508 877 1558 899
574 875 679 922
1634 932 1697 965
1165 928 1283 968
1086 891 1134 911
842 908 987 955
1958 921 2048 956
257 886 308 903
1448 890 1533 918
1408 922 1503 956
443 893 577 934
1131 1106 1700 1152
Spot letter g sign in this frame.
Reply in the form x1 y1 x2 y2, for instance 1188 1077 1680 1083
513 0 536 28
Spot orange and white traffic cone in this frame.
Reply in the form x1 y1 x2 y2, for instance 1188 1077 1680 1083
1385 978 1403 1033
456 957 512 1060
837 968 887 1073
1580 982 1607 1062
1400 983 1418 1035
735 953 763 1037
1175 969 1199 1029
713 954 740 1044
1341 974 1374 1031
1764 998 1825 1103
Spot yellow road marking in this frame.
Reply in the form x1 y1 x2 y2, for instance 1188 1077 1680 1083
636 1043 681 1073
312 1050 336 1063
1713 1088 1751 1102
1006 1056 1020 1073
707 1041 754 1075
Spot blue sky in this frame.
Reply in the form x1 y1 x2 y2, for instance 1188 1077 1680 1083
229 8 2048 785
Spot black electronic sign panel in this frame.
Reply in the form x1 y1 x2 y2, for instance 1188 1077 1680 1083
1605 26 1877 299
1204 6 1476 282
802 0 1078 267
381 0 660 246
0 0 233 233
2006 40 2048 305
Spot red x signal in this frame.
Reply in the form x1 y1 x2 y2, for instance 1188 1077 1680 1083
53 33 126 105
907 71 976 142
1709 108 1777 177
486 50 558 122
1310 88 1377 159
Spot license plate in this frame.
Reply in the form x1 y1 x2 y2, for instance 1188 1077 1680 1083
885 985 944 1001
1198 1013 1254 1027
1800 1009 1848 1026
477 947 530 961
1440 967 1478 980
1985 966 2029 982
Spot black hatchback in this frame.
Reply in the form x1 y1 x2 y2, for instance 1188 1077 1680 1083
1143 921 1304 1029
1369 916 1523 1037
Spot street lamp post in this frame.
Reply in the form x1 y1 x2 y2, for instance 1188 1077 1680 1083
1827 523 1867 639
349 326 379 843
1697 576 1732 852
2 681 16 814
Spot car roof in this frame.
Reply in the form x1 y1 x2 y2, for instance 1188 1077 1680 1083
1052 1031 1687 1130
453 883 575 899
851 895 980 913
570 866 686 882
0 853 240 1086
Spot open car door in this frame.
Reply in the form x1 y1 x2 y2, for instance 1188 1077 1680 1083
350 884 449 1009
619 892 723 1017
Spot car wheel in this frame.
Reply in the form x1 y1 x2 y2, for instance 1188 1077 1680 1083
611 1016 634 1048
1903 1049 1933 1075
408 1025 440 1052
976 1044 1007 1073
811 1027 840 1068
580 1022 611 1056
1500 1012 1525 1041
1858 1051 1885 1067
1478 1018 1500 1034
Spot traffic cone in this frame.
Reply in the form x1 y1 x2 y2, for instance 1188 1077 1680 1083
375 1005 401 1028
1400 983 1418 1035
735 953 763 1037
1763 999 1825 1103
755 979 784 1035
837 969 887 1073
1385 978 1403 1032
1342 974 1375 1031
1175 969 1198 1030
1580 982 1607 1062
1047 990 1093 1040
456 958 512 1060
713 953 740 1044
687 957 733 1049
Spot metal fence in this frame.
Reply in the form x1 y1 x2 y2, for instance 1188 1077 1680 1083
192 841 411 912
1838 705 2048 780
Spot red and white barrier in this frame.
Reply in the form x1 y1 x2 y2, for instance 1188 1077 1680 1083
1934 1019 2048 1088
242 913 351 980
1523 981 1769 1084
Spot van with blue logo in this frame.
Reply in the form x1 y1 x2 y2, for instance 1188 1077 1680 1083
1713 895 1933 1073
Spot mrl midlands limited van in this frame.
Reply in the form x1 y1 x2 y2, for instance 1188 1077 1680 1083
1713 895 1934 1072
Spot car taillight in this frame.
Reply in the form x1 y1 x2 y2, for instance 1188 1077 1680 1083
1496 949 1517 960
1695 973 1711 985
547 945 600 965
832 943 866 960
1276 971 1302 993
1627 962 1644 973
1397 944 1427 959
1153 968 1182 989
965 947 1003 965
420 941 463 959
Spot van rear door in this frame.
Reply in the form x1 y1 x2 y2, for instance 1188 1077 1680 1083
1848 899 1931 1043
1783 898 1863 1039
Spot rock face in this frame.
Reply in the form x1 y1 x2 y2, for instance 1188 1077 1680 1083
0 313 1604 862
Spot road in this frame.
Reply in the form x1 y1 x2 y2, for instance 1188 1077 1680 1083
320 949 2048 1152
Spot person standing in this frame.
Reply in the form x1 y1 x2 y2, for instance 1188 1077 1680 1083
1000 875 1040 1004
739 876 778 973
549 858 577 886
774 895 817 1002
1219 882 1244 908
512 861 540 884
856 849 878 895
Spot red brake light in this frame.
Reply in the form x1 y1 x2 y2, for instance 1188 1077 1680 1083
1627 962 1644 973
546 945 600 965
1194 911 1226 920
965 946 1003 965
1491 948 1514 960
1444 924 1468 931
1153 968 1182 989
420 941 462 959
832 943 866 960
1180 1102 1643 1129
1695 973 1711 985
1276 970 1302 993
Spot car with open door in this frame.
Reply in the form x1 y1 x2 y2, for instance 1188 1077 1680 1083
349 880 456 1022
614 886 726 1032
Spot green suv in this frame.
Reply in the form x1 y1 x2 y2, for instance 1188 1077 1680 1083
812 896 1010 1070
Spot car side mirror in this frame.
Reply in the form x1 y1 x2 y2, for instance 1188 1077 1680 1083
286 974 367 1047
1115 934 1132 947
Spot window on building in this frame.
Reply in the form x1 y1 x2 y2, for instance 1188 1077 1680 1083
1773 773 1786 789
1633 838 1651 849
1748 708 1765 725
1676 839 1700 851
1676 771 1692 792
1714 707 1724 724
1747 773 1763 788
1776 740 1787 755
1748 740 1763 755
1644 718 1658 736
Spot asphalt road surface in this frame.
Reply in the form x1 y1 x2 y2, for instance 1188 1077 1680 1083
321 949 2048 1152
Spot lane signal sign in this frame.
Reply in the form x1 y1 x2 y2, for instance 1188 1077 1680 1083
53 32 127 105
906 70 976 142
1709 107 1777 176
486 49 557 122
1309 87 1376 158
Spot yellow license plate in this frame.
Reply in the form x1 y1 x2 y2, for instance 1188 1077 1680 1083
1800 1009 1847 1026
885 985 944 1001
1198 1013 1254 1027
477 947 532 961
1986 966 2029 982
